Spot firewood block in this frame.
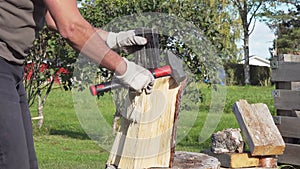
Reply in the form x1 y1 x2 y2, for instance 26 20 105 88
202 149 260 168
232 100 285 156
107 77 186 169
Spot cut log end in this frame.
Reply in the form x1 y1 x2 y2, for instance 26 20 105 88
171 151 220 169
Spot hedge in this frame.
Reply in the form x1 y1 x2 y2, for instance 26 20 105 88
224 63 271 86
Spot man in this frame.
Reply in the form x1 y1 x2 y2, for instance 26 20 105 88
0 0 154 168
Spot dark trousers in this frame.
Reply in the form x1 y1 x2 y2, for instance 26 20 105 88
0 57 38 169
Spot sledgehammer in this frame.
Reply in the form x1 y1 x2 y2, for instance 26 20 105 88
89 51 186 96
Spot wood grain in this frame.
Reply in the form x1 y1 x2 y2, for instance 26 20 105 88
232 100 285 156
202 149 260 168
107 77 185 169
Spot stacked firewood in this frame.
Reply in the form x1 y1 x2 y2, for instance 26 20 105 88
203 100 286 168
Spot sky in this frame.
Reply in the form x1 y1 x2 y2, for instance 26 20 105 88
237 4 294 60
248 21 276 59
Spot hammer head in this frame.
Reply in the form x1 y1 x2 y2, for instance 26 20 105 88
167 51 187 84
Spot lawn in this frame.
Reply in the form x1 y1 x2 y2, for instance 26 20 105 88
31 84 275 169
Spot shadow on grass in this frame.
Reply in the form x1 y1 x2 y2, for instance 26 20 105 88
49 129 90 140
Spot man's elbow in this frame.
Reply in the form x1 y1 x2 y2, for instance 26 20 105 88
58 24 77 40
45 23 76 40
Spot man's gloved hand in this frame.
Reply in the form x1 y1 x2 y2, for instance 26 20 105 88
116 58 154 94
106 30 147 50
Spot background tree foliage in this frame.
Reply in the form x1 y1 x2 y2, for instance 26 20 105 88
28 0 243 127
25 28 76 128
229 0 276 85
27 0 300 129
261 0 300 55
79 0 241 81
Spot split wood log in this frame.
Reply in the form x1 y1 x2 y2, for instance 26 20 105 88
211 128 244 154
202 149 260 168
232 100 285 156
107 76 187 169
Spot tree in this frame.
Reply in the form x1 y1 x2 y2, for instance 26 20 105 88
80 0 241 80
27 0 241 128
261 1 300 55
25 27 76 128
76 0 239 133
230 0 268 85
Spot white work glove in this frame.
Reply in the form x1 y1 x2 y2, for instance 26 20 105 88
116 58 154 94
106 30 147 50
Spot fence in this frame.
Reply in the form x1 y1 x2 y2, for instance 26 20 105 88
271 54 300 166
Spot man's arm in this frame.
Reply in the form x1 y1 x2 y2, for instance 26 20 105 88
43 0 154 93
45 10 109 45
43 0 126 75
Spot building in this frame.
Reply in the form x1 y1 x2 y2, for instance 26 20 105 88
238 55 270 67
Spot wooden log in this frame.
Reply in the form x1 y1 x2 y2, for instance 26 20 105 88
107 77 186 169
202 149 260 168
232 100 285 156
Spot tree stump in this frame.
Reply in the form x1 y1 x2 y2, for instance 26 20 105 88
171 151 220 169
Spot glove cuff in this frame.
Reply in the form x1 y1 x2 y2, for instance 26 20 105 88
115 58 135 84
106 32 118 49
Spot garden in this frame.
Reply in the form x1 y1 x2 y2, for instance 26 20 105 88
25 1 299 168
31 84 275 168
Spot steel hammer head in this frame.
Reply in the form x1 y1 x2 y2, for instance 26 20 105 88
167 51 187 84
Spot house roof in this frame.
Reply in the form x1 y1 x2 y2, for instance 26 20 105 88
238 55 270 67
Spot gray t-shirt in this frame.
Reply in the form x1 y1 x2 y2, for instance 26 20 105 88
0 0 46 64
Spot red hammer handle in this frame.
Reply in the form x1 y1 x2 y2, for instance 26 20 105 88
150 65 172 78
89 82 123 96
89 65 172 96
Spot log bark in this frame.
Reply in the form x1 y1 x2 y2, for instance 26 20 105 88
107 76 186 169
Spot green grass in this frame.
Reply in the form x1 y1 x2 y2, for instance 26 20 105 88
31 84 275 169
